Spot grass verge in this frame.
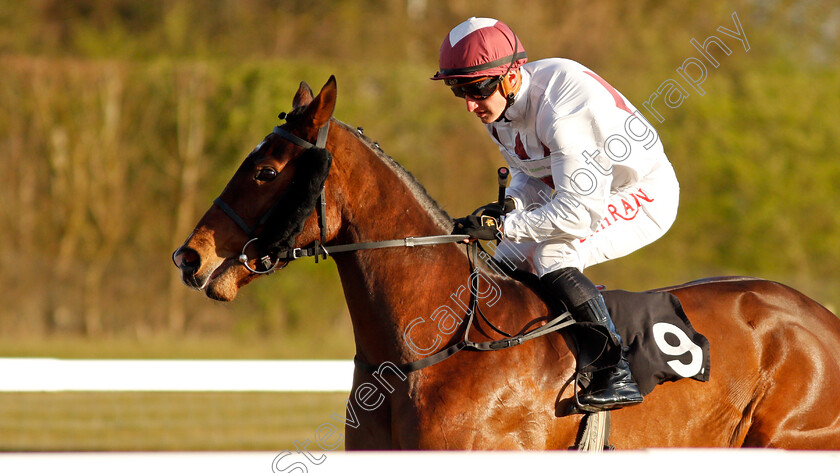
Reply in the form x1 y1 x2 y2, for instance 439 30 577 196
0 392 349 451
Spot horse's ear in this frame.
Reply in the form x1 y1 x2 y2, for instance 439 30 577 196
308 75 337 128
292 81 314 109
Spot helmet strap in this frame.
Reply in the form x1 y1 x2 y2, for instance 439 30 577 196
496 72 522 122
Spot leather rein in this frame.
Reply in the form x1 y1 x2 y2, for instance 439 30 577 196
214 117 574 375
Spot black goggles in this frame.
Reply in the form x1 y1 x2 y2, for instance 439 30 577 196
445 76 504 100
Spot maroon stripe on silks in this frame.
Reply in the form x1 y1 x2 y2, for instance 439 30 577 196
540 142 554 187
583 70 633 115
514 133 530 160
491 127 501 144
540 175 555 188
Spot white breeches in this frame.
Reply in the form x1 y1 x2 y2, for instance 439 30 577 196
493 162 679 277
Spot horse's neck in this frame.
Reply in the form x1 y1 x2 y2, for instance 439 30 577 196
328 132 473 364
328 128 545 366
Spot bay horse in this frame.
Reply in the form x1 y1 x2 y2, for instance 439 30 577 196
172 76 840 449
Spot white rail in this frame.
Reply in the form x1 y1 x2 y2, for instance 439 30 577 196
0 450 838 473
0 358 353 392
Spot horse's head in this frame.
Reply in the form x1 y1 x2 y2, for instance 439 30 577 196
172 76 338 301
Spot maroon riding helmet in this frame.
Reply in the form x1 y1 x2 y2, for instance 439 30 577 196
432 17 527 100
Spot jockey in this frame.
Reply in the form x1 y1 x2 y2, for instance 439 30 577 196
433 17 680 412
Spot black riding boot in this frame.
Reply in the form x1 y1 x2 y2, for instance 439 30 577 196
571 295 643 410
540 267 643 412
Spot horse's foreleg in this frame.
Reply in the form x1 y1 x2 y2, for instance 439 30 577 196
343 405 395 450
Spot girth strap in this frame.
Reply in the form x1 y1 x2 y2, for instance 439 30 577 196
353 242 576 375
354 310 574 374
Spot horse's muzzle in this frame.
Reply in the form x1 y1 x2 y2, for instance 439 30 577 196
172 246 203 288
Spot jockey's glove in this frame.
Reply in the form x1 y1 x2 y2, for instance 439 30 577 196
452 214 501 241
477 197 516 220
452 197 516 241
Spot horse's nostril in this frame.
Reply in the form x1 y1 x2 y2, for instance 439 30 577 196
173 247 201 273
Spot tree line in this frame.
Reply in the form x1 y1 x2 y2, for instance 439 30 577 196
1 0 838 337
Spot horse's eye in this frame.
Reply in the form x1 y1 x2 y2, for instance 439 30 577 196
255 168 278 182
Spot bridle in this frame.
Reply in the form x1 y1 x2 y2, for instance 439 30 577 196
213 115 469 275
212 116 332 274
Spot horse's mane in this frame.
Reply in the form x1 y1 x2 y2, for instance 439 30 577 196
332 120 530 280
281 104 453 232
335 119 455 233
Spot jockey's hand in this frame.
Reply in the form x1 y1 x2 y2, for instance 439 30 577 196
474 197 516 221
452 214 502 242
